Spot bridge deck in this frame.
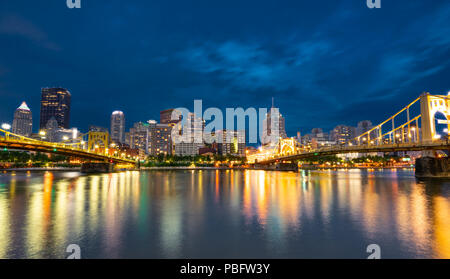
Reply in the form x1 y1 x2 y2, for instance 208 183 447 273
0 137 135 164
257 141 450 164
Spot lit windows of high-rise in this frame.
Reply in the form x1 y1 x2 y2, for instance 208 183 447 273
12 102 32 136
110 111 125 144
262 99 287 145
40 88 71 130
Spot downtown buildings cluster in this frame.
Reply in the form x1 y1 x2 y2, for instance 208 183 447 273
298 121 374 148
5 87 282 160
4 86 381 161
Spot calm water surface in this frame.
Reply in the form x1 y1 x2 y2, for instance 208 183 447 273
0 169 450 259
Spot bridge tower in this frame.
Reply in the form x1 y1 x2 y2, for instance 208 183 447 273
278 138 298 156
420 93 450 143
88 131 110 154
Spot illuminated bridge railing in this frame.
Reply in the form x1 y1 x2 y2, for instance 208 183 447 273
254 140 450 163
348 96 423 146
251 93 450 164
0 128 135 163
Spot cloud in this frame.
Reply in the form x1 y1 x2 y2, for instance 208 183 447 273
420 3 450 50
363 3 450 102
176 40 336 93
0 14 60 51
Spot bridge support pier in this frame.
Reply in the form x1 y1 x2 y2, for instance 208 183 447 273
81 162 114 173
415 156 450 178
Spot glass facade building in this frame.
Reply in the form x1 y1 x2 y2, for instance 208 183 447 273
40 88 71 130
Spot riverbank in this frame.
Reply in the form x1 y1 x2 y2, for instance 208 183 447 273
1 167 81 172
1 165 415 172
142 166 415 171
141 166 245 171
299 165 415 170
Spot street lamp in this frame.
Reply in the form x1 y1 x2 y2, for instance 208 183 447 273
1 123 11 131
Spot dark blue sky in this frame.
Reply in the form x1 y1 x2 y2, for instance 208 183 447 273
1 0 449 136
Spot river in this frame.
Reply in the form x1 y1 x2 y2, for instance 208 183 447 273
0 169 449 259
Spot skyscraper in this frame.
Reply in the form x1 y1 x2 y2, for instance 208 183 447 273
12 102 32 136
331 125 356 145
110 111 125 144
262 99 287 145
173 113 204 156
40 88 71 130
148 120 172 155
128 122 149 154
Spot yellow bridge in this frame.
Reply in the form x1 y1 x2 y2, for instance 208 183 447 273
0 129 136 165
250 93 450 164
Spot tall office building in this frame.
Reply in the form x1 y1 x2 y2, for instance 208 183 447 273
331 125 356 145
40 87 71 130
12 102 32 136
110 111 125 144
173 113 204 156
128 122 149 154
262 99 287 145
148 120 172 155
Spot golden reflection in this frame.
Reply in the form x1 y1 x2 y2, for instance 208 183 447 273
276 172 301 231
0 186 11 258
9 175 16 198
410 186 432 251
256 171 268 225
215 170 220 201
131 171 141 217
88 176 100 235
198 170 203 201
433 196 450 258
361 173 380 237
394 184 432 255
243 170 251 219
53 178 71 249
1 169 450 258
43 172 53 227
243 170 303 230
25 175 49 257
104 173 122 257
73 174 86 239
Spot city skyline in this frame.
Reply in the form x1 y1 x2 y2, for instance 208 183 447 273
1 1 450 136
2 91 383 141
2 0 450 262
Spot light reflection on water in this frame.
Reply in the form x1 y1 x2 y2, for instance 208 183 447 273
0 169 449 259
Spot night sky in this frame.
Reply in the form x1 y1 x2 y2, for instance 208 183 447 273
1 0 449 137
